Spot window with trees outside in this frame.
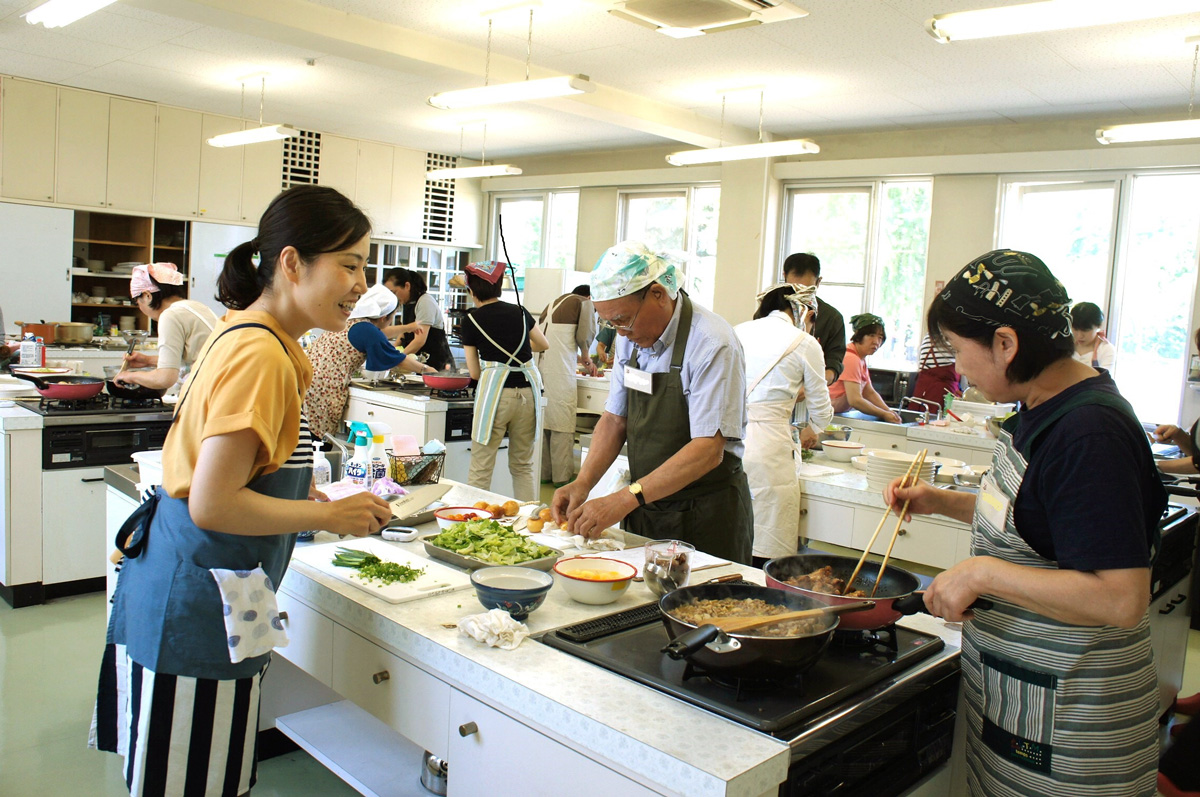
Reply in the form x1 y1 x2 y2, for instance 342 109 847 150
618 185 720 308
998 172 1200 424
489 191 580 286
781 180 933 371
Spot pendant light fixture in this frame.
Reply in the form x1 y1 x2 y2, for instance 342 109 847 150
24 0 116 28
666 91 819 166
207 76 298 148
926 0 1200 43
1097 39 1200 144
427 8 594 110
427 18 525 179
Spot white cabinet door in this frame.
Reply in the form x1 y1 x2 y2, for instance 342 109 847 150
107 98 157 213
343 398 424 441
105 486 138 610
42 467 107 584
447 690 657 796
239 126 282 224
56 88 109 208
188 221 255 318
331 625 450 758
387 146 426 240
153 106 202 217
853 429 906 452
354 141 393 233
318 135 357 200
1 78 58 202
275 591 334 686
800 495 855 547
198 114 243 221
850 509 962 569
0 203 73 324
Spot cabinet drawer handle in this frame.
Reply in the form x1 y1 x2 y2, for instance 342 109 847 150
81 477 105 483
799 508 808 516
277 611 288 622
933 451 941 456
367 410 375 417
458 722 478 737
898 528 908 537
890 443 899 449
372 670 390 684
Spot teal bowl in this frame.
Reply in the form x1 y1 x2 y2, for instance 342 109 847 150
470 566 553 620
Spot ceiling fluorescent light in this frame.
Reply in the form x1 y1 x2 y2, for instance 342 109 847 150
207 125 299 148
1095 119 1200 144
428 75 595 110
24 0 116 27
666 139 819 166
657 26 705 38
926 0 1200 43
426 164 523 180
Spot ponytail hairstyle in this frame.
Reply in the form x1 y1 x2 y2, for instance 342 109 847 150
217 185 371 310
384 267 427 304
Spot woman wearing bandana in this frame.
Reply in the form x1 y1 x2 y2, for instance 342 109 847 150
734 284 832 566
828 312 903 423
115 263 218 390
887 250 1165 797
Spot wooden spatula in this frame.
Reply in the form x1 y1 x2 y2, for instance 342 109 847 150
703 600 874 634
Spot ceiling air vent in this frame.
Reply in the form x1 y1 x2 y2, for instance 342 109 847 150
423 153 456 243
281 129 320 189
607 0 806 34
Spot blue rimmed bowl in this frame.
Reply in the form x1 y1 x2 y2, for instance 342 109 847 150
470 566 553 620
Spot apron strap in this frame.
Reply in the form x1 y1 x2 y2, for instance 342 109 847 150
668 293 693 371
178 302 216 331
468 312 526 366
746 333 803 396
176 323 290 414
538 295 568 335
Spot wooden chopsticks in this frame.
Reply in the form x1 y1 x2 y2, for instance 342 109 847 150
871 449 928 597
843 449 928 595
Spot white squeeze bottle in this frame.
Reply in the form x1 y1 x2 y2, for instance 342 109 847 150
345 432 369 487
312 441 332 489
367 431 388 488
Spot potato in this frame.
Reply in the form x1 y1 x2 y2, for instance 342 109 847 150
539 508 552 521
502 500 520 517
473 501 490 510
487 504 503 518
526 518 545 533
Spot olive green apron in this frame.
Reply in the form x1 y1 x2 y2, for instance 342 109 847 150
623 295 753 565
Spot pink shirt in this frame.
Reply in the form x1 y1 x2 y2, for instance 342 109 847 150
828 347 869 413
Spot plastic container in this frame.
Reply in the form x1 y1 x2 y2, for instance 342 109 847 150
312 443 332 488
131 450 164 485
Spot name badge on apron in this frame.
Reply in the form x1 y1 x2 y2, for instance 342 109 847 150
977 474 1010 531
625 364 653 395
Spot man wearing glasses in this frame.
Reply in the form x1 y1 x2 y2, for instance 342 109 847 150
551 242 753 565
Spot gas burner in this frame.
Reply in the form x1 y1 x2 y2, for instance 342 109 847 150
430 388 470 400
681 661 805 701
39 395 111 413
112 396 165 410
832 626 900 653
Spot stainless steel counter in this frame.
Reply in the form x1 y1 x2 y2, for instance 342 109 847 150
104 463 141 501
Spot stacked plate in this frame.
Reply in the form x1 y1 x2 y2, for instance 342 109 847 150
865 449 936 491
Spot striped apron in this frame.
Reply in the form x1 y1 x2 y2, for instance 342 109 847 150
962 394 1159 796
468 313 544 447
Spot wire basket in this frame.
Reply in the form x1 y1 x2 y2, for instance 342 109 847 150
387 451 445 485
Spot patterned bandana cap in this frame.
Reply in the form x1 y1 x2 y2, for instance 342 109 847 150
850 313 885 333
940 249 1073 348
756 282 818 325
129 263 185 297
590 241 682 301
464 260 508 285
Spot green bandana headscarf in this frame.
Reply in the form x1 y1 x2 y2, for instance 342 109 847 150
591 241 683 301
850 313 884 332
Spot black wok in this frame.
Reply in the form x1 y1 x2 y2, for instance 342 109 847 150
105 379 167 400
659 582 840 679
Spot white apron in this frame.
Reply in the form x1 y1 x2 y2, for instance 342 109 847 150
536 295 578 434
742 335 804 559
468 313 545 446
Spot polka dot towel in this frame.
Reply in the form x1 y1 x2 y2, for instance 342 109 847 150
209 566 289 663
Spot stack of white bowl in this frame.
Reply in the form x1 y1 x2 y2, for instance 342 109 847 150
865 450 936 491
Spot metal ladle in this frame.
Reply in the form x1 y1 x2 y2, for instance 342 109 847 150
644 559 682 594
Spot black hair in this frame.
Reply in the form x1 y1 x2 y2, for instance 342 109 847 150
783 252 820 280
143 270 187 310
217 185 370 310
753 286 798 320
1070 301 1104 331
383 267 427 304
851 323 886 345
571 284 591 298
466 272 503 301
927 295 1072 383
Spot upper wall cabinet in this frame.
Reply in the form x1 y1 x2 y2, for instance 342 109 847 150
107 99 157 213
198 114 243 221
355 141 393 231
2 78 57 202
240 123 283 224
154 107 202 218
388 147 426 240
319 134 358 200
56 88 109 208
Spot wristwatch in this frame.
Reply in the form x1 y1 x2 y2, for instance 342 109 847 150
628 481 646 507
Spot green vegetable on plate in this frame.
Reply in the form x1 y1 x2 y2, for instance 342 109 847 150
332 547 426 586
427 519 557 565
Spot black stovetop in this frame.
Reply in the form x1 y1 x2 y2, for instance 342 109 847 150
537 602 944 736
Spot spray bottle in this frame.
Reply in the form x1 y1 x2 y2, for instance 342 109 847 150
344 431 370 487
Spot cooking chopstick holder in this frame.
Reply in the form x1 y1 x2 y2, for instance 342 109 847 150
209 565 288 663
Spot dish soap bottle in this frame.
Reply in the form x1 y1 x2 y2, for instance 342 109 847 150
344 431 369 487
368 432 389 488
312 441 332 489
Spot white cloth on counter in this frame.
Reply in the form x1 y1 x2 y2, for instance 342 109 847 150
458 609 530 650
535 526 625 551
209 566 288 664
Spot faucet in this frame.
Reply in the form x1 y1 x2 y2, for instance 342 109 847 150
902 397 942 424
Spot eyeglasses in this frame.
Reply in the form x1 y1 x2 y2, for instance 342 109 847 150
597 288 650 333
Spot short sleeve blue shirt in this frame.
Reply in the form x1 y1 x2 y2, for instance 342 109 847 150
348 322 407 371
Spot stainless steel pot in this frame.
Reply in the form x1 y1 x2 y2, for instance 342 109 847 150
54 322 94 344
420 751 448 795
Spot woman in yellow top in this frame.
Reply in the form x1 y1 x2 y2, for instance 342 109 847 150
90 185 392 796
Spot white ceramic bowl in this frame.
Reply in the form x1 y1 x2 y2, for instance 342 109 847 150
851 456 869 471
552 556 637 605
433 506 495 530
821 440 864 462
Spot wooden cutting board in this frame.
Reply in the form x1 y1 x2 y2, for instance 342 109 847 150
291 537 471 604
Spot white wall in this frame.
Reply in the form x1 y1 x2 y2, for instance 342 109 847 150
575 187 618 272
923 175 1001 313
